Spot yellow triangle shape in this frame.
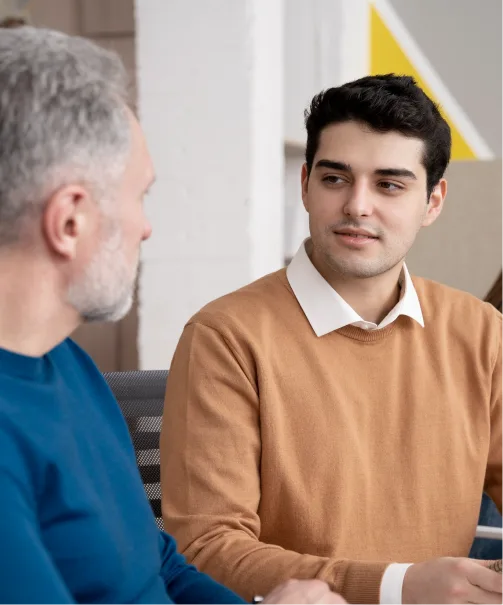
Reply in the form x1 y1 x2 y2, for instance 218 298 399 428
370 5 476 160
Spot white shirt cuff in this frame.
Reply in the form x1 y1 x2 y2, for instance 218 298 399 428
379 563 413 604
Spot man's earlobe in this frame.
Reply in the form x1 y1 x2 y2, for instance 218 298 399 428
422 179 447 228
42 185 90 260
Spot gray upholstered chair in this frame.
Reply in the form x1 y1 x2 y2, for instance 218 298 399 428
104 370 168 529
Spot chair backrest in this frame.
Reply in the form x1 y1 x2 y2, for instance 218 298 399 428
103 370 168 530
469 492 502 560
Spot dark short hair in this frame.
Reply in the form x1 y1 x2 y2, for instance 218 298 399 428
304 74 451 195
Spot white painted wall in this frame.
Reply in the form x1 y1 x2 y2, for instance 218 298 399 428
249 0 285 280
284 0 358 144
284 147 308 260
135 0 284 369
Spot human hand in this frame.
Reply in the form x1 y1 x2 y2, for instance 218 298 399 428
261 579 346 604
402 557 503 604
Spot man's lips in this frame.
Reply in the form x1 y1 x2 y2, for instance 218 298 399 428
333 229 379 247
334 229 379 239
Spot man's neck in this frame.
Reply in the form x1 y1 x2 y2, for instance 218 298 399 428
0 253 80 357
331 275 402 325
308 244 403 325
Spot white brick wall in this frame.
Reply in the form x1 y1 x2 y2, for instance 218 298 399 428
135 0 285 369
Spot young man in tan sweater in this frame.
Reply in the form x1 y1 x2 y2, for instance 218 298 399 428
160 75 502 604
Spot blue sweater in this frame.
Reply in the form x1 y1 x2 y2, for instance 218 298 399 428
0 339 245 604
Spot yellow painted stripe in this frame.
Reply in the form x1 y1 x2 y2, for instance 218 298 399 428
370 5 476 160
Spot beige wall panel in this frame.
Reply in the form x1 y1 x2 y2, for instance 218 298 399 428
407 160 502 299
28 0 80 34
80 0 134 35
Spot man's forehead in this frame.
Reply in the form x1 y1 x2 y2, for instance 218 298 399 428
316 121 425 167
126 111 154 169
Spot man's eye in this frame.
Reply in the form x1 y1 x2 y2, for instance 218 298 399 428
322 175 344 185
378 181 403 191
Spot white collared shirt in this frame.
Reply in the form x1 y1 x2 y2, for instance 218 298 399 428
287 239 424 336
286 240 421 604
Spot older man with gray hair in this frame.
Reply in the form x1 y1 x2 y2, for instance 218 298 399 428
0 26 344 605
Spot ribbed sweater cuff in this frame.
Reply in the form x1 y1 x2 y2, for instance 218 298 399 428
342 561 389 604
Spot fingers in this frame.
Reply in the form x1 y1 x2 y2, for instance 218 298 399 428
309 582 346 604
319 592 347 604
467 585 503 605
281 578 327 602
303 579 334 603
262 579 340 604
468 562 503 594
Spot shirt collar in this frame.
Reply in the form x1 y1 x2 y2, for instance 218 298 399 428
286 239 424 337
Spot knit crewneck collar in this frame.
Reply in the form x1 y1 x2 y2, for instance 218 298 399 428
336 321 398 342
0 345 57 381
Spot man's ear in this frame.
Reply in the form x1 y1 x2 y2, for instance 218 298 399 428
42 185 92 259
422 178 447 228
301 163 310 212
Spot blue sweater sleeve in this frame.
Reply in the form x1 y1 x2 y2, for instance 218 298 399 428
0 466 73 604
158 531 247 604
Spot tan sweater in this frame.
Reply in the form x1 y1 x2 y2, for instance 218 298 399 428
161 270 502 604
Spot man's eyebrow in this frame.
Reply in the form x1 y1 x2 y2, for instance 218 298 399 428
314 160 352 172
374 168 417 180
313 161 417 181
